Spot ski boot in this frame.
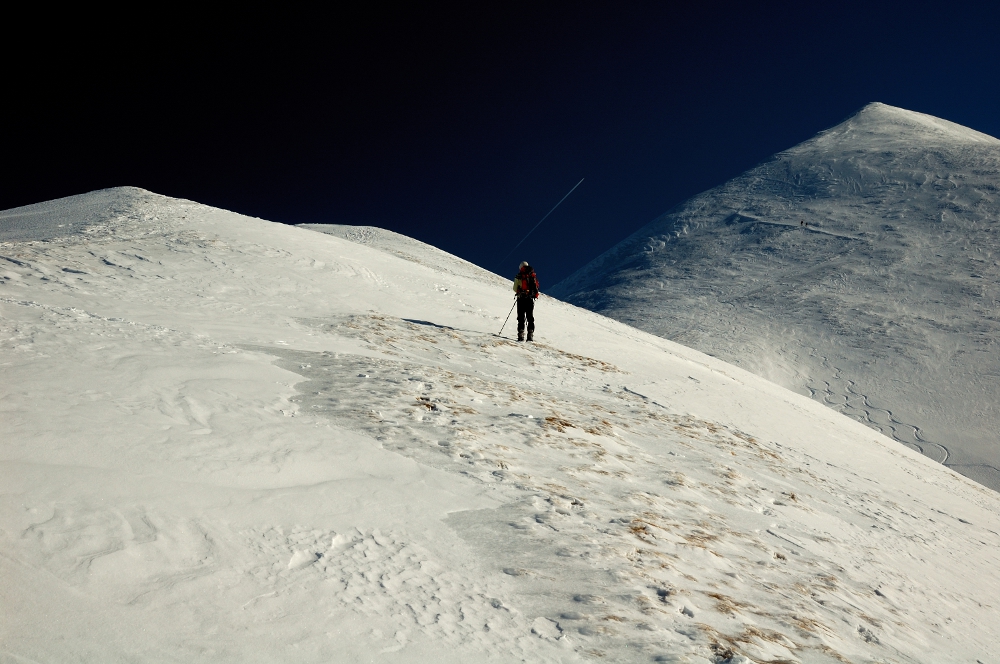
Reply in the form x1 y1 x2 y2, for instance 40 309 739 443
517 332 525 342
526 331 533 342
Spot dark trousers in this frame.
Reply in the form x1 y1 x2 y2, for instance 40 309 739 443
517 297 535 335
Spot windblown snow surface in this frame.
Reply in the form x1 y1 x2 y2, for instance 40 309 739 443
2 188 1000 663
551 103 1000 493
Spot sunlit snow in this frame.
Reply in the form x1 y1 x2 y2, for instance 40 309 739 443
2 187 999 662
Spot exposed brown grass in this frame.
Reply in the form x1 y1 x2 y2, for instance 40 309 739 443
585 419 614 436
790 614 830 636
705 592 746 615
683 530 719 547
544 416 575 432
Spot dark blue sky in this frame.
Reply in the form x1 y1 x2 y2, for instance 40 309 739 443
5 3 999 283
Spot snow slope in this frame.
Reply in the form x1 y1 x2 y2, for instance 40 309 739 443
2 187 1000 663
296 224 506 286
551 103 1000 492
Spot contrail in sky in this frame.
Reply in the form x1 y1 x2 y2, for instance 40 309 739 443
499 178 584 269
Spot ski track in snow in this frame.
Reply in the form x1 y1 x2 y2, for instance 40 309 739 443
1 188 1000 662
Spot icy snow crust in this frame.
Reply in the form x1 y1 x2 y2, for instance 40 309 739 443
2 187 999 663
551 103 1000 492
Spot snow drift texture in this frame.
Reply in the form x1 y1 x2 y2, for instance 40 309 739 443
2 188 999 663
551 103 1000 492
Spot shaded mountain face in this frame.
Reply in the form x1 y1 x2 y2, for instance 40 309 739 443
551 103 1000 490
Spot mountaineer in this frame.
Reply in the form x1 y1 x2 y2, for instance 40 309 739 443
513 261 539 342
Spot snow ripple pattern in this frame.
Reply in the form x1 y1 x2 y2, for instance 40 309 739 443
254 314 1000 663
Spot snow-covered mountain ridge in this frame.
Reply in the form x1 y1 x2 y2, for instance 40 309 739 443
551 103 1000 492
2 187 999 662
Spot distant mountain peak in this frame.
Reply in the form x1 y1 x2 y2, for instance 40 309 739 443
801 102 1000 151
551 104 1000 492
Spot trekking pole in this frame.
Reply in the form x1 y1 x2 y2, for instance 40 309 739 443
498 297 517 336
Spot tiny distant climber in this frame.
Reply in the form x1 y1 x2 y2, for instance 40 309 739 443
513 261 539 342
